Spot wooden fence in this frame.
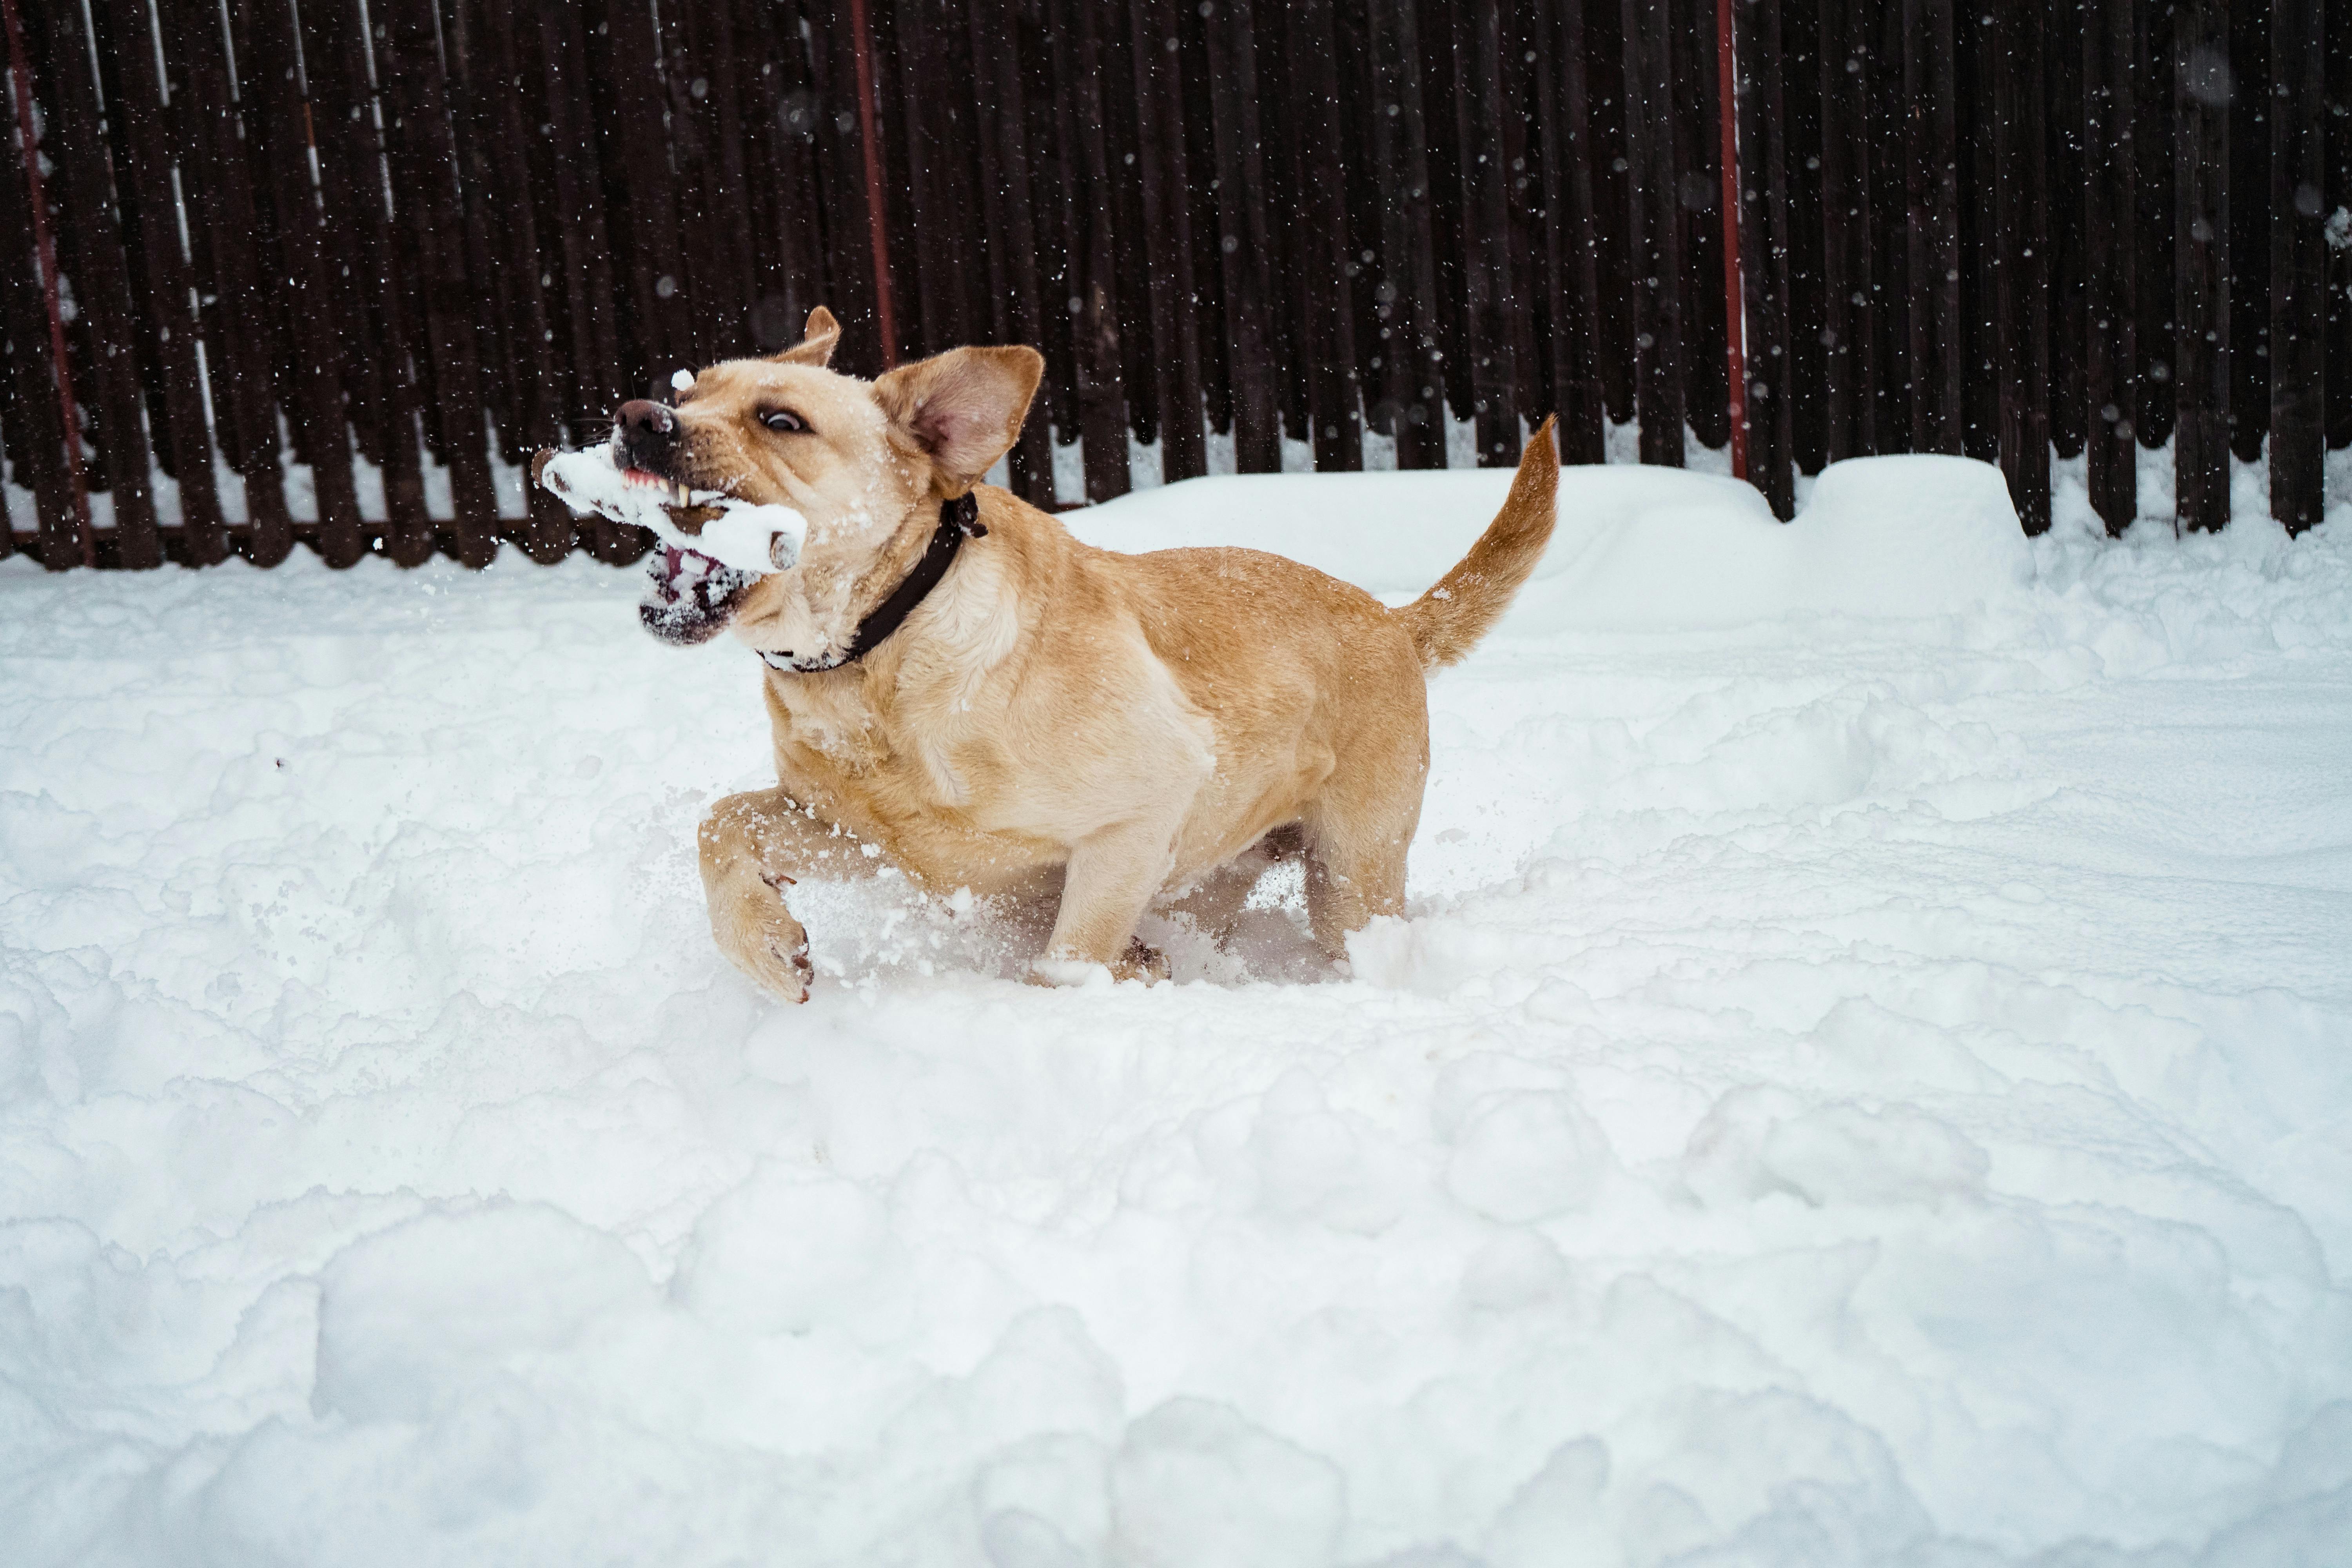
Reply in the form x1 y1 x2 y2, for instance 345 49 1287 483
2 0 2347 570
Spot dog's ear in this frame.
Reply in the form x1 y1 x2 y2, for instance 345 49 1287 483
769 306 841 368
874 345 1044 490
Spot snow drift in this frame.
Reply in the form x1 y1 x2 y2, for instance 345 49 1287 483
2 458 2349 1566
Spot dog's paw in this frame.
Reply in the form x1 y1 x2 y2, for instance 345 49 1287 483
1026 940 1169 989
1118 936 1171 985
711 886 815 1002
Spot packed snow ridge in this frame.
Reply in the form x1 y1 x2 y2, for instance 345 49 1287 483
2 456 2350 1566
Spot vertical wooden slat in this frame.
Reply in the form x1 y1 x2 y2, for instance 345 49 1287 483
1817 0 1876 460
1128 0 1208 478
1779 0 1827 474
2173 0 2230 532
2226 0 2266 466
2046 0 2087 463
1102 7 1159 450
2133 0 2175 454
0 44 77 561
163 0 291 561
967 0 1055 500
535 0 639 565
1903 0 1961 454
1414 0 1468 426
1993 0 2051 533
1530 0 1604 463
1444 0 1517 465
1202 0 1281 472
464 0 572 560
803 0 887 376
1868 0 1911 449
31 0 161 565
1734 0 1794 516
99 0 224 563
1585 0 1635 429
602 0 693 392
375 0 494 562
893 0 957 356
1622 0 1684 466
238 0 363 563
1955 1 1996 463
1179 7 1234 445
2083 0 2137 534
1284 0 1365 471
1366 0 1450 467
1677 0 1730 454
1044 0 1128 499
2325 0 2352 454
2268 0 2326 532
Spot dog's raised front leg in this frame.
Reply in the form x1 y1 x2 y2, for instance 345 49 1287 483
698 788 878 1002
1033 815 1182 985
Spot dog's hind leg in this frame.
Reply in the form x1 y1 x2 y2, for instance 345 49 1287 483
1302 764 1422 965
698 788 879 1002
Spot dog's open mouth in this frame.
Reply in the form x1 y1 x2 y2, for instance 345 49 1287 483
639 542 758 644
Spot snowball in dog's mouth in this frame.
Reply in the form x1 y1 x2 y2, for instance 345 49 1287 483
639 543 757 645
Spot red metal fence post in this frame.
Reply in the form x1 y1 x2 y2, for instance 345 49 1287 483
3 0 93 566
1716 0 1748 482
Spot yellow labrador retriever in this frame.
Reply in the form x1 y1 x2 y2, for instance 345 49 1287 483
617 307 1558 999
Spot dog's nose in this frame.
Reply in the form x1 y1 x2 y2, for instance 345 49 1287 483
613 399 677 471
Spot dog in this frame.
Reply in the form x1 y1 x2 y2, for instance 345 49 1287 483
614 306 1559 1000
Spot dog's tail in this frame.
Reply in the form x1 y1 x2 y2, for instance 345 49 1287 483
1394 416 1560 671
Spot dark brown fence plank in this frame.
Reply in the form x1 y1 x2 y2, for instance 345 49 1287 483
1283 0 1366 471
1203 0 1281 473
1817 0 1875 461
1735 0 1794 517
1530 0 1604 464
2327 0 2352 454
1622 0 1685 466
1677 0 1730 455
1993 0 2051 534
164 0 290 562
1128 0 1208 479
2268 0 2326 532
0 52 79 563
2227 0 2266 467
2174 0 2230 532
1448 0 1517 465
238 0 363 564
1045 0 1129 499
463 0 572 561
98 0 223 563
376 0 495 563
2046 0 2087 464
2133 0 2175 455
2083 0 2137 534
967 0 1056 500
1904 0 1961 454
1778 0 1825 474
30 0 160 566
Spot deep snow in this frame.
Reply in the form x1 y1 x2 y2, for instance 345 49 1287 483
3 458 2350 1566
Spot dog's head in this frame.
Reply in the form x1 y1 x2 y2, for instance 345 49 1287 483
615 306 1043 656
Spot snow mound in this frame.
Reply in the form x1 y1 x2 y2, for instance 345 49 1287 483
1069 454 2032 631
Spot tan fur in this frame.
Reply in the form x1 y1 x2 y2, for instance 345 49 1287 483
664 308 1560 998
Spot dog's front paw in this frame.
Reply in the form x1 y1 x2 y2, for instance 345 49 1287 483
711 882 815 1003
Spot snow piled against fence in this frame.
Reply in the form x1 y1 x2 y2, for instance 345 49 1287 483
2 458 2350 1567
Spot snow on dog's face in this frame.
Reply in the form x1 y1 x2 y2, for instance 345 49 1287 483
615 306 1041 660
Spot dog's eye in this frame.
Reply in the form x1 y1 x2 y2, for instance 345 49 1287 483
761 410 808 434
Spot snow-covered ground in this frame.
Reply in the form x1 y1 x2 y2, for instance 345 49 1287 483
3 457 2350 1566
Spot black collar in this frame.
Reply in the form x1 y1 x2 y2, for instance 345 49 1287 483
760 494 985 674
